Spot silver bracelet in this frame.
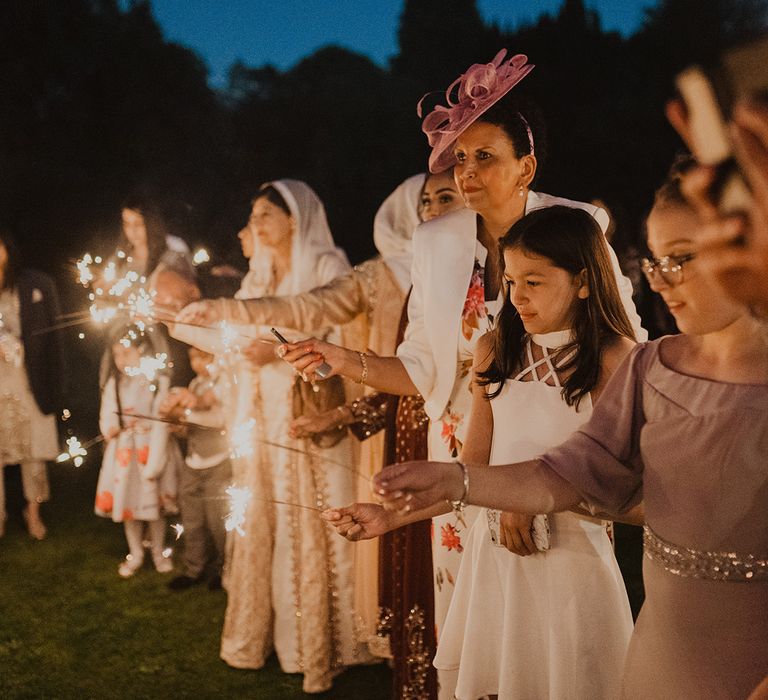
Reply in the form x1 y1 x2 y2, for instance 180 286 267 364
447 460 470 517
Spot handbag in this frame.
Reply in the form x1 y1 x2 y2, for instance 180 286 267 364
291 374 347 448
487 509 550 552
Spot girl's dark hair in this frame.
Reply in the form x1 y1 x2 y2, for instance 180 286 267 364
0 228 21 291
479 91 547 184
118 194 169 275
477 206 634 407
253 184 291 217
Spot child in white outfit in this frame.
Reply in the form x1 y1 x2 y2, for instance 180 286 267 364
95 336 175 577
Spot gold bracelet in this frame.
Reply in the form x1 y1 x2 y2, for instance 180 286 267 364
356 351 368 385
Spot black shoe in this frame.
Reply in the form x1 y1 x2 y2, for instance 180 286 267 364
168 574 203 591
207 574 223 591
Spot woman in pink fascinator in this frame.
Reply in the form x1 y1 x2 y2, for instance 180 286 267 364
280 50 646 699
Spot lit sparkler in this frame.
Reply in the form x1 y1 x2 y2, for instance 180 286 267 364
225 485 252 537
192 248 210 265
171 523 184 541
56 435 89 467
228 417 256 458
124 353 168 382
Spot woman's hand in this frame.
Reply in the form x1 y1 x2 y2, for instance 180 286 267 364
290 406 351 439
175 300 221 327
373 460 465 513
243 339 279 368
277 338 358 382
499 511 537 556
322 503 394 541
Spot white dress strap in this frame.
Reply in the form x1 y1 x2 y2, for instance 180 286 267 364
512 339 577 387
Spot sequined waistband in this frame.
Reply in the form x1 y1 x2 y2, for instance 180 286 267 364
644 525 768 582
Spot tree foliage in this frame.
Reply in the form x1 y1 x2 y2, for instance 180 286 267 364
1 0 767 272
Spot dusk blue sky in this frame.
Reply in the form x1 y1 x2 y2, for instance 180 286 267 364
148 0 656 87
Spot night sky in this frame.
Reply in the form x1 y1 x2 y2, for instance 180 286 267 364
147 0 656 87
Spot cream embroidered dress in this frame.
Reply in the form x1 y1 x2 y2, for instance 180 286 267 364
434 331 633 699
176 180 369 693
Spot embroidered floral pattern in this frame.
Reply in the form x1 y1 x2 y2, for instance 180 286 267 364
461 260 488 340
440 404 464 458
440 523 463 553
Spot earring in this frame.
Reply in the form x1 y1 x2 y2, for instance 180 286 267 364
518 186 525 198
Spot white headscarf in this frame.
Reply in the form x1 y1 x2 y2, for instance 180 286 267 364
235 179 350 299
372 173 426 293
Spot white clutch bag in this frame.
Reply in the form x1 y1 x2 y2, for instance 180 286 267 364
487 509 550 552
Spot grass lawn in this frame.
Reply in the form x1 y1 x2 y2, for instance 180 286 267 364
0 460 391 699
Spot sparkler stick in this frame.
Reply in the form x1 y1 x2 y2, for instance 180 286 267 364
114 411 370 481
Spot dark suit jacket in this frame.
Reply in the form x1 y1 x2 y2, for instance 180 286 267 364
17 269 65 415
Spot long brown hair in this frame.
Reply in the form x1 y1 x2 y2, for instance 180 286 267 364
477 206 634 407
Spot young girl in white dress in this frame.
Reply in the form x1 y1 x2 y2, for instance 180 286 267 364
325 205 638 699
95 330 175 578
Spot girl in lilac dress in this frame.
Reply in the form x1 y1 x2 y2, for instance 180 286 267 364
375 165 768 699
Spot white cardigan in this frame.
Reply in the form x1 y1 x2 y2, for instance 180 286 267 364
397 190 647 421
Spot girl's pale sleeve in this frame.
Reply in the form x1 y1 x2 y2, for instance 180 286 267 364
539 342 652 513
395 229 436 400
142 375 170 480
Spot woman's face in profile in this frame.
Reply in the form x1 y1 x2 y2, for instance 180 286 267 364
248 197 294 253
122 208 147 249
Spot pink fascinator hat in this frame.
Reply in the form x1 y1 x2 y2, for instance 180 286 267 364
418 50 535 173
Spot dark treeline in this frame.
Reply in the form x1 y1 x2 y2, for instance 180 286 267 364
2 0 767 277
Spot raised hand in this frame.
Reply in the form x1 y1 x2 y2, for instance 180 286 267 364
322 503 394 541
277 337 355 382
290 406 350 439
373 460 464 513
242 339 279 368
175 300 221 327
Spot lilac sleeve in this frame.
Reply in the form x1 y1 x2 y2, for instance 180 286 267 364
540 343 652 513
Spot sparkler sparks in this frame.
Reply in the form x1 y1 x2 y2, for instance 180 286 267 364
56 436 88 467
225 485 252 537
124 353 168 382
192 248 210 265
228 417 256 458
170 523 185 540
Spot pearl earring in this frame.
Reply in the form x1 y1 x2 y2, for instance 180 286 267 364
518 186 525 198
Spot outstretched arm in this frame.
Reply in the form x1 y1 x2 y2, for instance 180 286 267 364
374 458 583 516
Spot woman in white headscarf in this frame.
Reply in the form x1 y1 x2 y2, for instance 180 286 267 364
176 172 464 659
172 179 363 693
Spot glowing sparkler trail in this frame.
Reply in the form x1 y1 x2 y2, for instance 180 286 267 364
114 411 369 481
171 523 185 540
225 485 252 536
124 353 168 381
229 417 256 458
192 248 210 265
55 434 104 467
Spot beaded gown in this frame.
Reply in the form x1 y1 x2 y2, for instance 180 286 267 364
542 338 768 699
